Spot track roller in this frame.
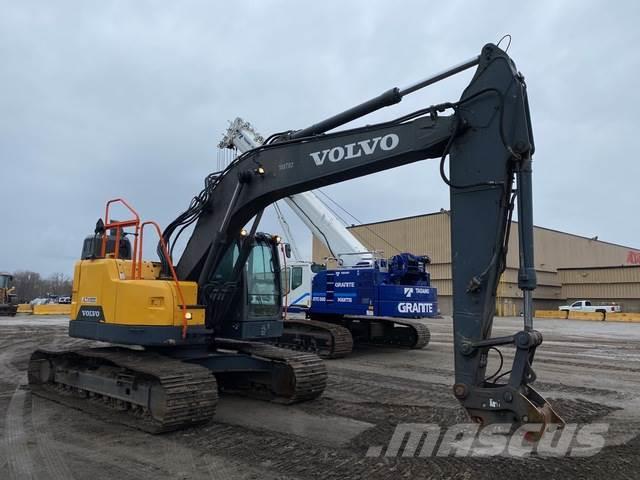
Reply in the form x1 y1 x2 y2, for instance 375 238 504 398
276 318 354 358
214 340 328 402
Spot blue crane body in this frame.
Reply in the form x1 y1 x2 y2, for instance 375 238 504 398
309 253 438 318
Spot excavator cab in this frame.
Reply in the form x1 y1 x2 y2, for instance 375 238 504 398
0 273 17 316
206 233 284 339
244 240 282 318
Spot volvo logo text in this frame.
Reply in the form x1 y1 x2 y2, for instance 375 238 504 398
309 134 400 166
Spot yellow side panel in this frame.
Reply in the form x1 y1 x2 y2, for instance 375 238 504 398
113 259 162 280
72 259 116 322
72 259 204 327
115 279 173 326
70 262 82 320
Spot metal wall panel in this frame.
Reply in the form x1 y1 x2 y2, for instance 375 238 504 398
498 282 562 300
518 225 637 270
431 279 452 296
558 266 640 284
562 283 640 299
500 268 560 287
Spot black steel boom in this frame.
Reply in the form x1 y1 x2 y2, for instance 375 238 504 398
171 43 563 432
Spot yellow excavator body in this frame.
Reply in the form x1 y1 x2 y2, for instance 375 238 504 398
70 258 205 328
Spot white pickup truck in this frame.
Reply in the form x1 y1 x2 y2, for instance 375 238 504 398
559 300 621 313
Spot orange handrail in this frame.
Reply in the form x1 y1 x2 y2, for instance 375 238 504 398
138 221 189 339
101 198 141 278
98 198 189 339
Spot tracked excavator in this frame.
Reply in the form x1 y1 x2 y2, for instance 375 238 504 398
0 273 18 316
28 43 564 434
220 118 434 358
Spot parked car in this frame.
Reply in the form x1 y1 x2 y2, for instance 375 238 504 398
558 300 621 313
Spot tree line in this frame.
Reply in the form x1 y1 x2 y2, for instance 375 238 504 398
10 271 73 303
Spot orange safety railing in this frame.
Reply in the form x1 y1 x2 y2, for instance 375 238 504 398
101 198 141 278
100 199 189 339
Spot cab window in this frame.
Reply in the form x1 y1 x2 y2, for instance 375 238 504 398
213 244 239 282
291 266 304 291
246 243 280 317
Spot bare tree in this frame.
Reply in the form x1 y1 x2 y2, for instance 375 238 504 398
11 271 72 302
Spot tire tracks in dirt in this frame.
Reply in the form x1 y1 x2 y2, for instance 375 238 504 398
31 395 218 479
0 339 35 384
4 381 34 480
31 396 76 480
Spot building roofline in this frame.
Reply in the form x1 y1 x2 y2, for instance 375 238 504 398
349 211 640 251
557 265 640 271
347 211 449 228
529 225 639 251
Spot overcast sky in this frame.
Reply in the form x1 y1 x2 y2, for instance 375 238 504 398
1 0 639 276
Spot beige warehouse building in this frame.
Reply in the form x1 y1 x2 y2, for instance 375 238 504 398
312 211 640 314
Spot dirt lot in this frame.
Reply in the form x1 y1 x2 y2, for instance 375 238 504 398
1 315 639 479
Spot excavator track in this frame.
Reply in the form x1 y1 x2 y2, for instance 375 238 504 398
307 314 431 350
28 347 218 434
216 340 328 402
275 318 354 359
351 316 431 349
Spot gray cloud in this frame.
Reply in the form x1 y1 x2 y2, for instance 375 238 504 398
1 0 639 275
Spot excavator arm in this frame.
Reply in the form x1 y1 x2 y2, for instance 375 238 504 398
168 43 563 431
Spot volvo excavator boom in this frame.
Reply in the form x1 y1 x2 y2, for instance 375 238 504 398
164 43 562 428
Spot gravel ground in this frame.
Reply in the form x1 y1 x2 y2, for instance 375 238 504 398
1 315 639 479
